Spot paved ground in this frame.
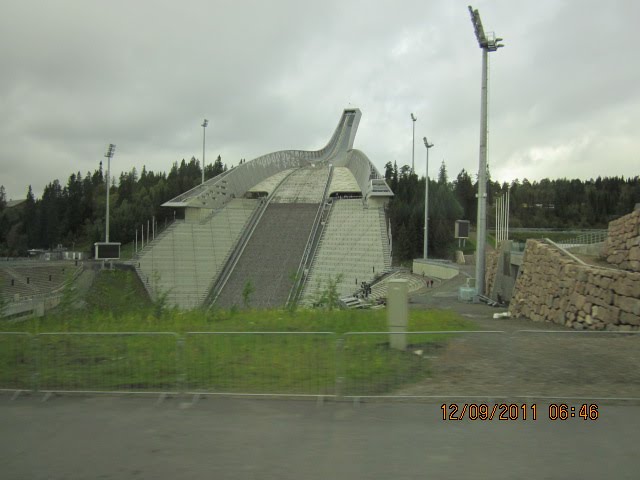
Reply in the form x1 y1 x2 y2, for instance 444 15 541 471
1 394 639 480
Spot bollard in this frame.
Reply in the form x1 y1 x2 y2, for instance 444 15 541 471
387 279 408 350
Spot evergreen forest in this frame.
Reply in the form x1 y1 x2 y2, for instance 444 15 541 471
1 156 638 262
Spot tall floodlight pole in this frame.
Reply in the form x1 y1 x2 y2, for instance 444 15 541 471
104 144 116 243
201 119 208 184
423 137 434 259
410 113 417 173
468 5 504 297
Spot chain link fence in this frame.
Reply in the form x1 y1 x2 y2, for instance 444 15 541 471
183 332 336 396
2 330 639 400
35 332 179 393
0 332 33 391
510 330 640 399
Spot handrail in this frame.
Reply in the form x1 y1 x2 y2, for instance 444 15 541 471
202 202 267 308
558 230 608 246
380 207 392 268
544 238 622 274
132 217 179 260
206 169 298 309
286 166 334 308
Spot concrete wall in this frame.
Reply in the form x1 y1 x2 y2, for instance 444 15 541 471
185 207 211 223
603 209 640 272
509 240 640 331
412 260 458 280
485 250 498 296
485 242 518 302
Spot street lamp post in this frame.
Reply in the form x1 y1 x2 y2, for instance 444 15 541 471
104 144 116 243
468 5 504 298
423 137 434 260
410 113 417 174
201 119 208 184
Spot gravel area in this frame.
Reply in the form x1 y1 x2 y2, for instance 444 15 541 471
396 268 640 401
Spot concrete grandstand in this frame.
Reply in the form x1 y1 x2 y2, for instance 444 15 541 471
134 109 394 309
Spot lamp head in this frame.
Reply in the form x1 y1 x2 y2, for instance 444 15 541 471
105 144 116 158
411 113 416 122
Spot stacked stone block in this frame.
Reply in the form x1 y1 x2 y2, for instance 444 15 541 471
603 209 640 272
509 240 640 331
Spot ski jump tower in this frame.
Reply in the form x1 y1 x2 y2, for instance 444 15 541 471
136 109 394 309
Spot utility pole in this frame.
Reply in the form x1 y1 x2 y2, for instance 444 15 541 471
423 137 434 260
104 144 116 243
468 5 504 298
410 113 417 173
201 119 208 184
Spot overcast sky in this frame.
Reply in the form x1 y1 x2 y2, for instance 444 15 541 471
1 0 638 201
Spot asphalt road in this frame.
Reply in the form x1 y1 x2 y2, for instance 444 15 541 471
1 394 637 479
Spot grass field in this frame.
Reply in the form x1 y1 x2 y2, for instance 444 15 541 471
1 270 476 395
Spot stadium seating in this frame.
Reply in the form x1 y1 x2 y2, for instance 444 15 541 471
0 261 82 301
301 199 392 304
136 198 258 309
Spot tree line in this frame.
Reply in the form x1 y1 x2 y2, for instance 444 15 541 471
1 157 638 259
384 160 640 262
0 156 226 255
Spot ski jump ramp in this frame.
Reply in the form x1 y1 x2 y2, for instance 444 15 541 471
136 109 394 309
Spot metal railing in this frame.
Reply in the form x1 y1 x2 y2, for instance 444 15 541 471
35 332 179 394
206 168 297 307
183 332 336 396
287 166 335 308
2 330 640 401
558 230 608 247
0 332 33 391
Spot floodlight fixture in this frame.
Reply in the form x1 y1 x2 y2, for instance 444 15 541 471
105 143 116 158
468 5 505 52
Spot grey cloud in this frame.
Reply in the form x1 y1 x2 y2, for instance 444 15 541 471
1 0 638 201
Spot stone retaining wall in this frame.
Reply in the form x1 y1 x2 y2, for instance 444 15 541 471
603 209 640 272
509 240 640 330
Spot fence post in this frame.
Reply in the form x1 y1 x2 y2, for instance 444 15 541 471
177 335 186 395
335 337 344 399
387 279 408 350
32 334 40 393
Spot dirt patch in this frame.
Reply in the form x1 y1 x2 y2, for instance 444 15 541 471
402 271 640 400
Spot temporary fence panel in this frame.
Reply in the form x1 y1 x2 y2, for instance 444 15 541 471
184 332 336 396
36 332 179 393
5 328 640 401
0 332 33 390
510 330 640 399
